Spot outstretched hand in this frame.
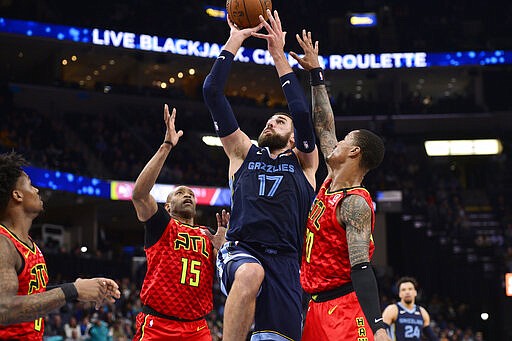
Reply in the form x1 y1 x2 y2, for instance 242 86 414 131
163 104 184 147
202 209 230 250
227 14 264 43
289 29 321 71
251 9 286 55
74 278 121 310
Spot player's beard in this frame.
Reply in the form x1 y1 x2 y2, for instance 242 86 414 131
258 130 291 151
403 297 414 305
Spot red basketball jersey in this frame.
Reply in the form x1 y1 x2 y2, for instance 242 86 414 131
301 178 376 293
140 218 214 320
0 225 49 341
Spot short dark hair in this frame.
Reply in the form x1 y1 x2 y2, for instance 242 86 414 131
272 112 293 120
396 276 418 291
0 152 28 214
354 129 385 171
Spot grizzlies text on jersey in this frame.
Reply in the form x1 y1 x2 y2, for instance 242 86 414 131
391 302 425 340
227 145 315 254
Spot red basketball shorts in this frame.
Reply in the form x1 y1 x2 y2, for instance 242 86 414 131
302 291 374 341
133 312 211 341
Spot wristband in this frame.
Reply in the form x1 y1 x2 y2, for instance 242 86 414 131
279 72 316 153
423 325 439 341
310 67 325 86
375 321 390 333
60 283 78 303
163 140 173 147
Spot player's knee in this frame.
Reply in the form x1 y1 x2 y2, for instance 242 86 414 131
234 262 264 294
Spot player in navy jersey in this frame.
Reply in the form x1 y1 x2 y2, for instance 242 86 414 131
203 10 319 341
382 277 438 341
290 31 390 341
131 104 228 341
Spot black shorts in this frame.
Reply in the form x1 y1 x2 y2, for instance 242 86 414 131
217 241 303 341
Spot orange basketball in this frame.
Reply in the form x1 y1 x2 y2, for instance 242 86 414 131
226 0 272 29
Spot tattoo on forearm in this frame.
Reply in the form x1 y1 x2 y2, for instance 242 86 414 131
0 284 64 325
338 195 372 266
0 237 64 325
312 85 337 159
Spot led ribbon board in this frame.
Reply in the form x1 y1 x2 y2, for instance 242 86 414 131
25 166 231 206
25 166 110 198
2 17 511 70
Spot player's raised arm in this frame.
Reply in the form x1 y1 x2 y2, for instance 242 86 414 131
252 10 319 186
132 104 183 222
203 16 263 174
290 30 337 177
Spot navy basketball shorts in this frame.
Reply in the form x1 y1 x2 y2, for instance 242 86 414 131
217 241 303 341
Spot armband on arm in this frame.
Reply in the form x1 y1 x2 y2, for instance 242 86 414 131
60 283 78 303
309 68 325 86
351 262 388 334
202 50 239 137
385 322 392 336
279 72 316 153
423 325 439 341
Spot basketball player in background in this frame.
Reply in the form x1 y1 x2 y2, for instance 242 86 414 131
203 9 319 341
0 152 121 341
290 31 390 341
131 104 228 341
382 277 439 341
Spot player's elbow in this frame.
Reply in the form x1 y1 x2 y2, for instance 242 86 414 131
202 74 222 104
131 187 146 202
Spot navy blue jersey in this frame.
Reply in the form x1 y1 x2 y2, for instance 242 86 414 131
392 302 425 341
226 145 315 254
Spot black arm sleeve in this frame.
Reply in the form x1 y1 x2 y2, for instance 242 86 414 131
279 72 316 153
351 262 388 334
144 204 171 248
423 325 439 341
202 50 240 137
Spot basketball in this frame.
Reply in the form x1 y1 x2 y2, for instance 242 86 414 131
226 0 272 29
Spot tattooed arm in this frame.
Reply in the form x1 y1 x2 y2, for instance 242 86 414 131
0 235 121 326
338 196 390 340
289 29 337 176
0 235 64 325
338 195 372 265
312 84 337 176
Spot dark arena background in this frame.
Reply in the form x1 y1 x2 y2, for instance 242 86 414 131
1 1 512 340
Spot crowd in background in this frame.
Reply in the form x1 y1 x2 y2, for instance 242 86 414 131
36 256 488 341
1 1 511 338
1 82 511 263
1 96 509 340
